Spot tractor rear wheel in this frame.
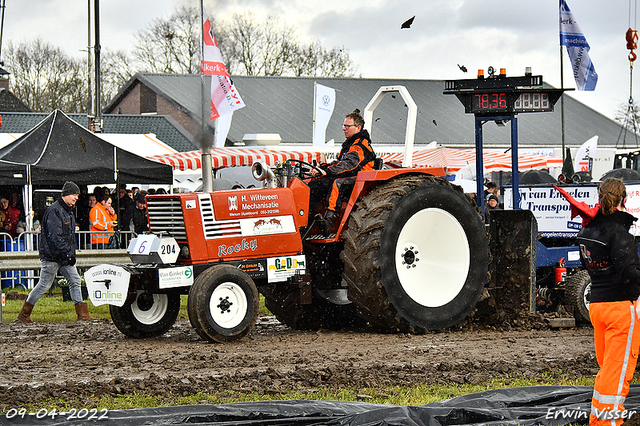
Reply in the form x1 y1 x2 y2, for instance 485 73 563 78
110 291 181 338
566 270 591 325
187 265 259 343
341 175 489 333
261 284 363 331
260 244 364 331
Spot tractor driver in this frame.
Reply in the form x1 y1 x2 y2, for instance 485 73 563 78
308 109 376 235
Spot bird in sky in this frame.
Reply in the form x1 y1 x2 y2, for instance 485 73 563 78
401 16 415 29
457 64 468 73
432 120 438 126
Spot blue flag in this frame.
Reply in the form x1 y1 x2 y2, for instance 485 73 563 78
559 0 598 91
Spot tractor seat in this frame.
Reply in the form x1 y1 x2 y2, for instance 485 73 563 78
373 158 384 170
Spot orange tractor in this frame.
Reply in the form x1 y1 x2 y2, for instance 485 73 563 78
85 86 490 342
85 158 490 342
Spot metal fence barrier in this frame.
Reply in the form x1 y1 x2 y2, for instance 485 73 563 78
0 230 135 289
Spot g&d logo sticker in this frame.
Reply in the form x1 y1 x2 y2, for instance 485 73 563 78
266 255 306 283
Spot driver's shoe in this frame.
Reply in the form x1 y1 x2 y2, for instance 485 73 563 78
322 209 338 236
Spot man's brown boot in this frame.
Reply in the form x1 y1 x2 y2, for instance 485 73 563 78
13 301 34 323
75 302 94 321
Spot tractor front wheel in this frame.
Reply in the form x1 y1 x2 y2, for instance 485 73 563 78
110 291 181 338
187 265 259 343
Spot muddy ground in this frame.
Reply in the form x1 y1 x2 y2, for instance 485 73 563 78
0 314 601 411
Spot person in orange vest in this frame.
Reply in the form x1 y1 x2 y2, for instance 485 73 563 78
576 178 640 425
308 109 375 236
89 192 117 248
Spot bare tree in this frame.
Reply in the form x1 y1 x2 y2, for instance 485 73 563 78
132 5 200 74
218 12 357 77
615 100 640 147
131 7 357 78
3 7 358 113
289 40 356 77
101 50 136 106
4 38 88 113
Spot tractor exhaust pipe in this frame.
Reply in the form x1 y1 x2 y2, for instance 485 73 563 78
252 161 276 188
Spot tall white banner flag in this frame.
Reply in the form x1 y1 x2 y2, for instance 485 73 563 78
559 0 598 91
574 135 598 173
202 9 245 120
313 83 336 146
214 112 233 148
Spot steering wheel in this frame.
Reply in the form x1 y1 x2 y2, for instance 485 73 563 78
286 159 325 179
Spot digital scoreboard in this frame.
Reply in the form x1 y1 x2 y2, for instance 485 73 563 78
469 90 553 114
444 73 565 116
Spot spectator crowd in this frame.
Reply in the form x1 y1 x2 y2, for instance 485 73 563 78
0 183 160 289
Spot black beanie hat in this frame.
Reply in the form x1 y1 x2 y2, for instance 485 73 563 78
61 181 80 197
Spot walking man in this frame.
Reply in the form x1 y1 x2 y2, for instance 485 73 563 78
14 181 92 323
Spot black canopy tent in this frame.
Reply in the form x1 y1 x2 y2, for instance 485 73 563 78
0 110 173 185
0 110 173 235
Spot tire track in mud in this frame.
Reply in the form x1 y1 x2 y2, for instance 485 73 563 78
0 317 599 410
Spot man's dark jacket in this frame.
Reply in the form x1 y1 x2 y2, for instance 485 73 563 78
133 207 148 234
39 197 77 264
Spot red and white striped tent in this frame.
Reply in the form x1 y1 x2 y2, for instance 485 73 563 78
148 148 326 171
380 148 563 175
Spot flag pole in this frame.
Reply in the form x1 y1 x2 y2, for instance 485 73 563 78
560 43 566 162
559 0 566 163
200 0 213 192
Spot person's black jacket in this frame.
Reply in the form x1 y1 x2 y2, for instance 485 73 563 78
577 210 640 303
119 195 135 231
133 207 148 234
322 129 375 178
39 197 76 264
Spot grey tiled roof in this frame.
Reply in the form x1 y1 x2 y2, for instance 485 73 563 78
0 112 196 152
0 89 30 112
109 73 632 149
98 114 198 152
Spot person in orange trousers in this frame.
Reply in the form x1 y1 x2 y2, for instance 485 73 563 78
576 178 640 425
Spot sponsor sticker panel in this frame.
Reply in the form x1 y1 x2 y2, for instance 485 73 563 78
267 255 306 283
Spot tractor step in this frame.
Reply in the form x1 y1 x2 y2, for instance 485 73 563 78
546 317 576 328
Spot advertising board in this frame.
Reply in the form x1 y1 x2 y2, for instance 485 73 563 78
504 183 640 237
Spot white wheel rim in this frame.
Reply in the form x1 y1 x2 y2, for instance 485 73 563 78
132 291 169 325
210 282 248 329
395 208 470 307
583 282 591 311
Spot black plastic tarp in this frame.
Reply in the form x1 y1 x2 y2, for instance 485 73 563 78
0 110 173 185
5 385 640 426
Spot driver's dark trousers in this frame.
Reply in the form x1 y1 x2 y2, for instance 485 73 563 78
308 176 356 214
589 301 640 425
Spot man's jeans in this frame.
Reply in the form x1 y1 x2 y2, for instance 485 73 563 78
26 260 83 305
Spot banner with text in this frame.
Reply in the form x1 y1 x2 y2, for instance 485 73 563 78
504 183 640 236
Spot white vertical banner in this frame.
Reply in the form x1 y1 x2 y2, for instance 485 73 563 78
313 83 336 147
574 135 598 173
214 112 233 148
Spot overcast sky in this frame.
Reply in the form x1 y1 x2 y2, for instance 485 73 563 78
3 0 637 122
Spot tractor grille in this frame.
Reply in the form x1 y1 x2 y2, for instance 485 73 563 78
198 194 242 239
147 198 187 240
